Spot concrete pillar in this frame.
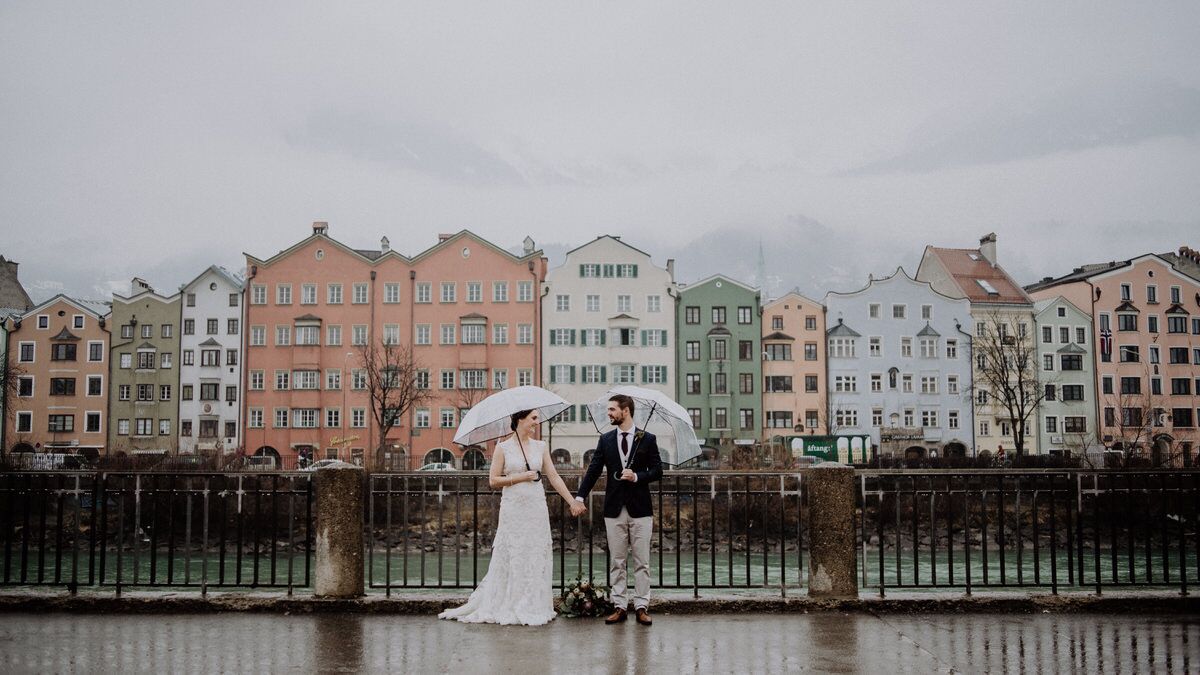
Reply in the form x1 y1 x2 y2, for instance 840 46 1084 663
314 463 365 598
807 463 857 598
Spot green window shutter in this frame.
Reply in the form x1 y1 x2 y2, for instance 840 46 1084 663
599 329 607 346
570 329 577 345
659 329 668 346
579 264 585 277
549 367 557 384
549 331 557 346
599 366 607 383
640 330 648 346
632 264 638 278
569 366 576 383
579 330 588 347
640 366 648 382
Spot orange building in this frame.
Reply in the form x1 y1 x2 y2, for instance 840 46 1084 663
761 291 827 437
243 222 546 470
5 295 111 459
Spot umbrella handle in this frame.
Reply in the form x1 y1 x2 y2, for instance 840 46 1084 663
515 435 542 482
623 402 656 471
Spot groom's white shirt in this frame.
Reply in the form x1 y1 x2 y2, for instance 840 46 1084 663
576 423 638 502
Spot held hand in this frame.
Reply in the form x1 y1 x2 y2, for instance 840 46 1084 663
569 502 587 517
620 468 636 482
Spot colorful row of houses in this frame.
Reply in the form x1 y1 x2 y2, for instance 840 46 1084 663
3 225 1199 469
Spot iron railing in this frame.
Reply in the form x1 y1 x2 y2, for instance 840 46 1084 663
366 471 808 596
859 470 1199 596
0 472 313 594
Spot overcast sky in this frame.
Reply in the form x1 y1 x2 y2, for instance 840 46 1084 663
3 1 1198 304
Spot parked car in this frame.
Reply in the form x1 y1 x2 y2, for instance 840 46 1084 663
300 459 344 472
417 462 457 472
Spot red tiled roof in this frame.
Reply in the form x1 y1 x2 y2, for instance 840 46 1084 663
927 247 1032 305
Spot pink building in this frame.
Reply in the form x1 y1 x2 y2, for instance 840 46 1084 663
1027 248 1200 465
243 223 545 470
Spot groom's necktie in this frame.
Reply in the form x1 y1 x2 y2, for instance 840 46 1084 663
620 432 629 465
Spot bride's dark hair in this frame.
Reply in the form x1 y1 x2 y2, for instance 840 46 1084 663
510 409 535 431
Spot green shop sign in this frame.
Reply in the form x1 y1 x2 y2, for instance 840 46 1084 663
786 435 872 464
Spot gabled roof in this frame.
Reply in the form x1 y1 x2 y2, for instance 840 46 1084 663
680 273 759 295
1114 301 1138 313
762 331 795 341
136 341 157 350
17 294 109 322
1165 303 1189 315
916 323 941 337
180 265 244 292
608 313 638 321
1057 343 1087 354
198 337 222 347
1026 252 1200 293
763 290 824 309
921 247 1032 305
826 320 861 338
706 325 731 336
1033 295 1092 320
246 228 543 269
823 266 967 304
563 234 655 260
460 312 487 320
294 313 322 322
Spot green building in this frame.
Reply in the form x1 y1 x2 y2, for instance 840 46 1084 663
676 274 762 450
108 278 182 455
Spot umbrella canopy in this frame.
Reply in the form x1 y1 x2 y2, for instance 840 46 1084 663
453 386 571 447
586 385 703 465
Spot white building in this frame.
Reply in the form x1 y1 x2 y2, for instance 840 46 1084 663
541 236 678 465
824 268 975 458
178 266 244 455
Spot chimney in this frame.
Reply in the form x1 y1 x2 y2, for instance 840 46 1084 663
312 221 328 236
380 236 390 253
1 255 17 278
979 232 997 266
666 258 675 280
523 235 535 255
438 233 453 243
131 277 153 294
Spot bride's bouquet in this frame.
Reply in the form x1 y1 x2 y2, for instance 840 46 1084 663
557 576 615 618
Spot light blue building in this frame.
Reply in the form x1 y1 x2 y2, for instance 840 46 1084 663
824 268 975 458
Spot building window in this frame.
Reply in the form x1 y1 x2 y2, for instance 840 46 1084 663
384 282 401 304
892 304 906 319
901 337 913 357
712 307 726 324
492 281 508 302
647 295 661 313
353 283 369 304
737 306 752 324
686 341 701 361
869 337 881 357
276 284 292 305
739 409 754 430
51 344 77 362
517 281 534 302
617 295 631 313
805 375 818 393
1061 354 1083 371
686 374 701 395
764 344 791 361
804 343 818 361
555 294 570 312
713 407 728 429
688 408 702 429
416 282 431 303
492 324 508 344
685 306 700 324
738 340 754 361
1064 417 1087 433
585 295 600 312
834 409 858 427
869 304 881 319
739 373 754 394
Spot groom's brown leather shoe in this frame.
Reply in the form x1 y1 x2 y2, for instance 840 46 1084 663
636 608 652 626
605 608 627 624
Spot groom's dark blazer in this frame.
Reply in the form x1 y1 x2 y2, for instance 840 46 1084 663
576 428 663 518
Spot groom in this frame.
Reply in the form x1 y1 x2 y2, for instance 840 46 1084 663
574 394 663 626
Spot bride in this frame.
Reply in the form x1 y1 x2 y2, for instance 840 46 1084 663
439 408 582 625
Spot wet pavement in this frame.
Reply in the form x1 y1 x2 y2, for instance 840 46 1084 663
0 611 1196 673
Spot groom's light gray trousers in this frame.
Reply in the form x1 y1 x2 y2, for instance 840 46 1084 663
606 507 652 609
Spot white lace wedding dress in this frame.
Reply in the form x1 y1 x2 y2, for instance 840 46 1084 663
438 437 555 625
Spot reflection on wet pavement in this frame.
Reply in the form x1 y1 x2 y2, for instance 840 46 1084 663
0 611 1195 673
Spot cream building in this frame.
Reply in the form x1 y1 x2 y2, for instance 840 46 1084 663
541 236 678 465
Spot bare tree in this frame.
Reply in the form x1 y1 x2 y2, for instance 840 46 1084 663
973 312 1049 457
0 355 27 463
356 338 430 472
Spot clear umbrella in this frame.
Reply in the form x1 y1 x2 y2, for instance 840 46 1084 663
454 385 571 481
586 385 703 467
